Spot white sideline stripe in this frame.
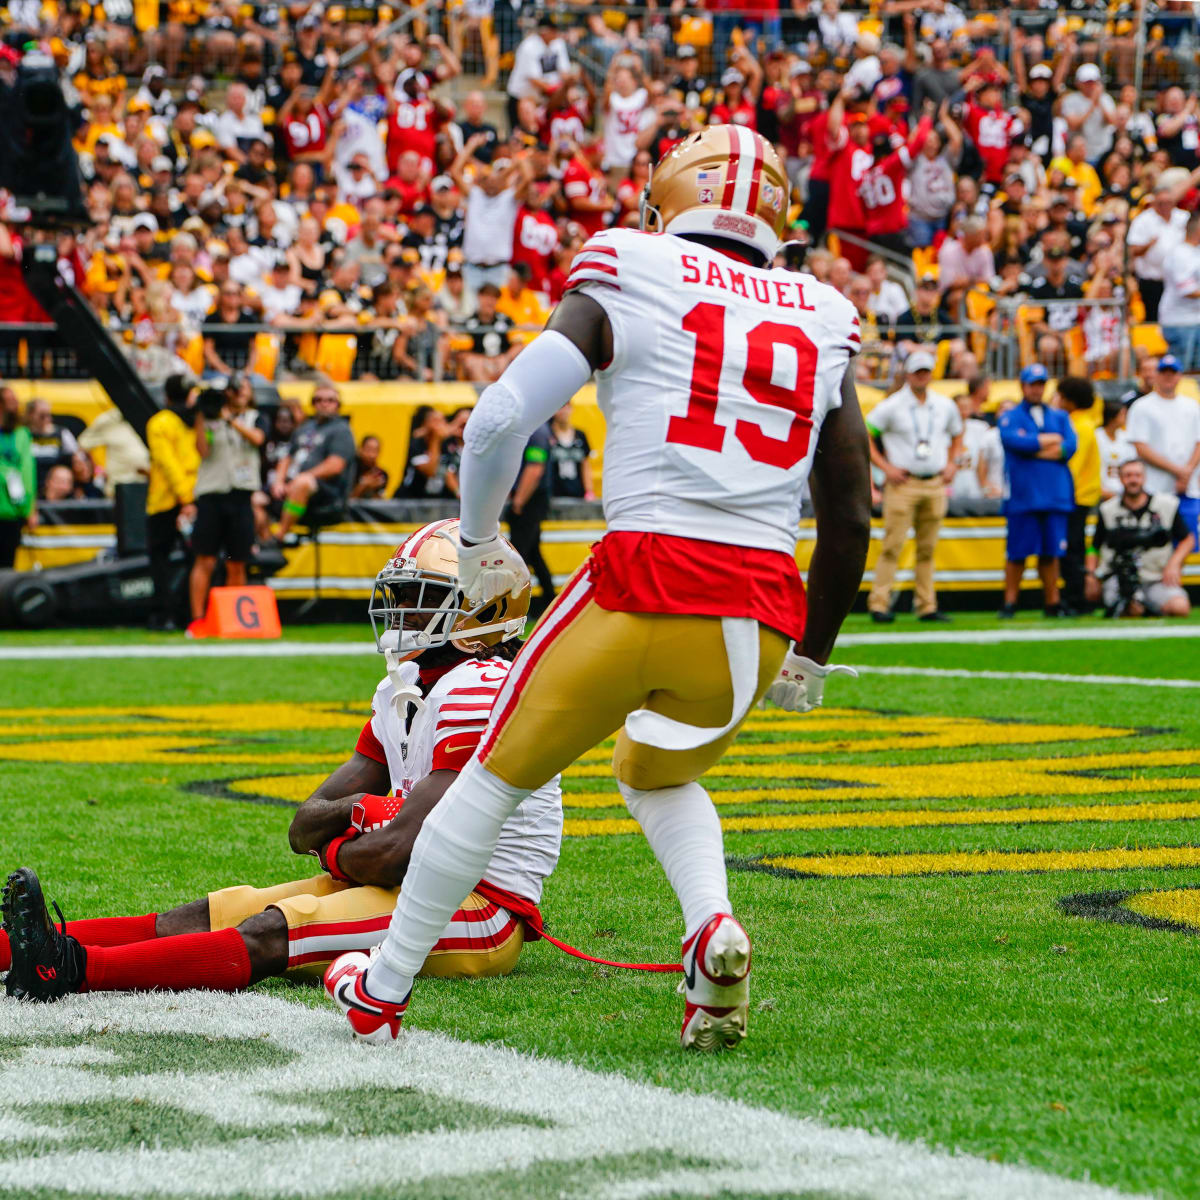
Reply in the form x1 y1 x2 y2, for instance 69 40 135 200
0 642 379 660
0 992 1139 1200
2 620 1199 661
837 624 1200 646
852 665 1200 690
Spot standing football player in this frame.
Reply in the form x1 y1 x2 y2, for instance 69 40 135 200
326 126 872 1050
3 523 562 1004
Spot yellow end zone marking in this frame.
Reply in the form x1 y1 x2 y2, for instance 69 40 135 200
228 775 327 803
757 846 1200 878
1123 888 1200 929
0 737 342 766
564 799 1200 838
563 748 1200 802
574 721 1131 764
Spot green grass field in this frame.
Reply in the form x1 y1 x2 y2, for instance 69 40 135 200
2 618 1199 1199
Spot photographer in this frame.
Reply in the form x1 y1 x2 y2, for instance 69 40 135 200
1087 459 1194 618
187 375 265 637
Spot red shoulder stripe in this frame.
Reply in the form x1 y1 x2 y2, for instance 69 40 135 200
568 259 619 278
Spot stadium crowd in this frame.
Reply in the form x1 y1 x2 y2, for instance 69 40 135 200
0 0 1197 618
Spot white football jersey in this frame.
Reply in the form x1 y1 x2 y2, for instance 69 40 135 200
368 656 562 903
568 227 860 555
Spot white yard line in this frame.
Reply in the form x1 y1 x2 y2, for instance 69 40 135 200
852 665 1200 689
0 992 1140 1200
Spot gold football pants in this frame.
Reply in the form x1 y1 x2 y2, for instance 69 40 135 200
479 569 790 791
208 875 524 980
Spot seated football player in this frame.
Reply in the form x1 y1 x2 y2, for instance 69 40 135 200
2 520 563 1005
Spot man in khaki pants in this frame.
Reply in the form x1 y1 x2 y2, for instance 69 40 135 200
866 351 964 622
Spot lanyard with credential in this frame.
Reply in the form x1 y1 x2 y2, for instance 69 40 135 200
910 398 934 446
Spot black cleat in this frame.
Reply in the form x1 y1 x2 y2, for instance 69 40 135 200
1 869 86 1002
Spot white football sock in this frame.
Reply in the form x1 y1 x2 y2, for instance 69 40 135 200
619 780 731 942
370 759 530 1001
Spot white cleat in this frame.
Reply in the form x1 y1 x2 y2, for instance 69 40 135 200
678 913 751 1051
323 950 410 1044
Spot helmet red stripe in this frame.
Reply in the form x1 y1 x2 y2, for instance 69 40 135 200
721 126 741 208
745 131 765 215
402 517 457 560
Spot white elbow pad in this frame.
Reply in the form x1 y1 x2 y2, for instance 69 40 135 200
464 331 593 456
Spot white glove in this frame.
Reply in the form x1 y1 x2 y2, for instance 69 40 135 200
457 534 526 606
764 652 858 714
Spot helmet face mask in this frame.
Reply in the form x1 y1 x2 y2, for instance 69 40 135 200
368 519 530 661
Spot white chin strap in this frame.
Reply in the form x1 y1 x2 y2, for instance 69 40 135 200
624 617 759 751
379 617 523 658
382 652 424 720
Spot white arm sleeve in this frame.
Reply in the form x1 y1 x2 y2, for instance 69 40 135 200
458 330 594 543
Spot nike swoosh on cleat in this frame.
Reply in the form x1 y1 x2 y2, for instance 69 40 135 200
682 955 697 991
335 978 381 1019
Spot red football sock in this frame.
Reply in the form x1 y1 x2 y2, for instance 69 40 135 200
0 912 157 973
83 928 251 993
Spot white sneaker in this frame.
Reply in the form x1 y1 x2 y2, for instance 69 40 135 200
678 913 751 1051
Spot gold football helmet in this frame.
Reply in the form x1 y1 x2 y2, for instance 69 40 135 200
369 518 530 658
640 125 788 260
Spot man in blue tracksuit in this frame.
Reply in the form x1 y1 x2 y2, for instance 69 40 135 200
998 363 1078 617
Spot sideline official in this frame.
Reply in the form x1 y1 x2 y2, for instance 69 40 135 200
998 364 1077 617
866 351 963 622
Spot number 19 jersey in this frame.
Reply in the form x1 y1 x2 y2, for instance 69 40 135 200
566 227 860 557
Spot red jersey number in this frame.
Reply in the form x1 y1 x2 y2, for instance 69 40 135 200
667 301 817 470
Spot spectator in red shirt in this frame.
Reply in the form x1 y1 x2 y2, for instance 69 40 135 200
802 90 843 244
710 59 761 130
278 52 340 179
511 181 560 297
964 75 1023 189
386 85 444 179
778 60 821 185
542 72 595 149
827 87 875 270
558 141 611 237
386 151 432 216
859 113 934 258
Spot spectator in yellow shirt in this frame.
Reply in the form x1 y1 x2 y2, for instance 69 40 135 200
496 263 549 333
1048 135 1103 215
145 375 200 631
1057 375 1102 613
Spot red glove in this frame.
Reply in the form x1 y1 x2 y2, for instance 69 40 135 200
315 827 357 881
351 793 405 834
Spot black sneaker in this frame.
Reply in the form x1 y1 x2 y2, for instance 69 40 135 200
918 611 953 623
869 610 895 624
1043 604 1064 619
998 603 1018 619
1 869 86 1002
